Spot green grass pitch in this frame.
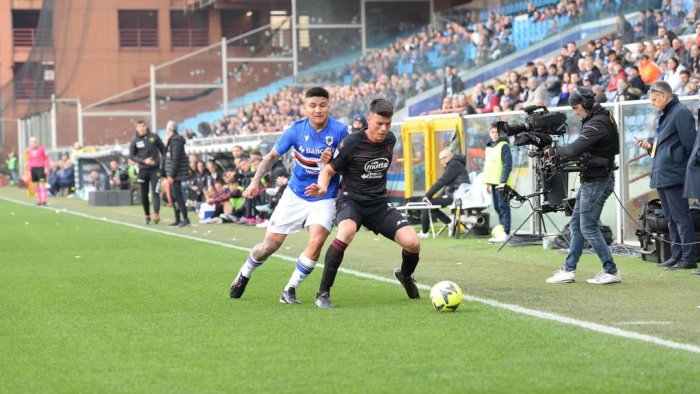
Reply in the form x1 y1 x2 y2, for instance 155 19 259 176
1 196 699 392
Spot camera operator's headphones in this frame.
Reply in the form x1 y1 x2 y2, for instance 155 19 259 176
569 86 595 110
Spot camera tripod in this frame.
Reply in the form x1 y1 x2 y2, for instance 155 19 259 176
497 187 568 252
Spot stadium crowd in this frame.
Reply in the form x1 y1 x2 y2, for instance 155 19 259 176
200 0 633 136
430 2 700 115
82 146 290 227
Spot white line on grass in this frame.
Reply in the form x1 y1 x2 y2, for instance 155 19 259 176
3 196 700 355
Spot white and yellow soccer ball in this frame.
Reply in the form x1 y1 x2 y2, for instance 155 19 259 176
430 281 463 312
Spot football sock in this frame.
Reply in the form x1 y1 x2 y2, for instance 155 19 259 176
240 254 264 278
401 249 420 277
319 239 347 293
40 185 47 203
285 254 317 290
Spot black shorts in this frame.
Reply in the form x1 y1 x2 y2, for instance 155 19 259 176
335 196 410 240
137 167 160 183
30 167 46 183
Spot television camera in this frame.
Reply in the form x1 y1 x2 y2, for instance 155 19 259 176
495 105 579 214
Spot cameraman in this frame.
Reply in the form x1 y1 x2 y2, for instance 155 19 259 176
545 87 621 285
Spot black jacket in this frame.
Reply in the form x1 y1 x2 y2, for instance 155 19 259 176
442 75 466 99
425 154 470 199
129 132 165 170
163 133 190 181
554 104 619 182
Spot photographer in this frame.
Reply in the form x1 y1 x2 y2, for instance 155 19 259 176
545 87 621 285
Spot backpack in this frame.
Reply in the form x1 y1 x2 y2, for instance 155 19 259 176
552 221 613 249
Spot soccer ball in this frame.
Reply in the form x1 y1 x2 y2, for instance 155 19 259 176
430 281 463 312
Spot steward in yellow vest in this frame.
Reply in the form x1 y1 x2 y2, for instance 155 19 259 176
484 123 514 241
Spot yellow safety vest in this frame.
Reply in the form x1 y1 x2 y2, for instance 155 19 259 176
483 140 515 187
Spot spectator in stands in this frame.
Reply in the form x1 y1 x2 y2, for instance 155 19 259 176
591 85 607 104
232 145 244 159
205 159 223 189
188 160 207 206
605 61 627 101
638 54 661 86
686 74 700 95
675 69 692 95
471 83 486 110
524 77 548 106
672 38 689 65
5 150 18 186
442 65 465 100
58 158 76 197
108 160 129 190
664 57 686 92
616 78 642 101
350 114 367 133
48 160 62 197
628 65 647 93
635 80 697 271
616 15 635 42
688 45 700 74
479 85 501 113
87 170 109 192
656 38 675 65
564 41 583 74
544 64 562 106
581 56 603 86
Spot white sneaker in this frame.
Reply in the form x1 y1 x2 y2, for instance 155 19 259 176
255 219 269 228
417 232 430 239
586 270 621 285
546 268 575 283
488 232 508 244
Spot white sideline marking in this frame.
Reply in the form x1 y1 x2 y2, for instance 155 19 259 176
3 196 700 355
616 321 673 326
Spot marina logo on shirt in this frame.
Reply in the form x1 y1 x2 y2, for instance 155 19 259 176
325 136 333 145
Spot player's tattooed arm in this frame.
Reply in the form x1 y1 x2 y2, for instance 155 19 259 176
243 150 280 198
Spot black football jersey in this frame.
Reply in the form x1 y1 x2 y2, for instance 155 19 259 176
330 130 396 202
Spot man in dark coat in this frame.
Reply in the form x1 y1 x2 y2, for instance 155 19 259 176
685 131 700 276
441 65 465 100
635 81 697 270
418 149 470 238
163 120 190 227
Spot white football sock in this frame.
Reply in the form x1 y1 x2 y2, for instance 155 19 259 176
285 254 317 290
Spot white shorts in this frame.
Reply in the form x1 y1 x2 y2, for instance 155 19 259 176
267 187 335 234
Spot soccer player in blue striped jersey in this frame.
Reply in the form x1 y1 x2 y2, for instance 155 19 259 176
229 87 349 304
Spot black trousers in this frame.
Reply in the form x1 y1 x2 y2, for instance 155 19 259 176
420 197 452 233
170 179 188 222
138 169 160 216
658 185 696 263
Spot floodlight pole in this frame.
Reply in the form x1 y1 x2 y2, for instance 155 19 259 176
361 0 366 53
150 65 157 131
77 100 84 147
291 0 298 76
50 94 57 150
221 37 228 116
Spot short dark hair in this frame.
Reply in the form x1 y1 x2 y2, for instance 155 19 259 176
305 87 329 99
136 120 146 126
369 98 394 117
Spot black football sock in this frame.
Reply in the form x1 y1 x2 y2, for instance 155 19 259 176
319 238 348 293
401 249 420 277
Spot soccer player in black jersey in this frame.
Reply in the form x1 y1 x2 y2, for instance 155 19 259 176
305 98 421 308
